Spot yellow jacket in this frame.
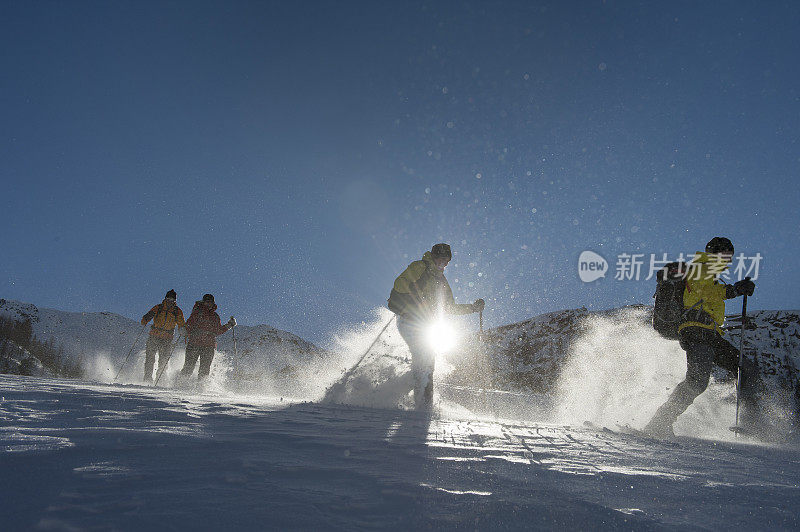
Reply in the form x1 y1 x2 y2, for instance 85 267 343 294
679 252 735 334
142 301 186 339
388 251 473 320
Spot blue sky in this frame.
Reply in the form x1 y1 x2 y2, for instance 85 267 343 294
2 1 798 344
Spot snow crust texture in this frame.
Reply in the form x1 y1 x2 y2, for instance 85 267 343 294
2 374 799 530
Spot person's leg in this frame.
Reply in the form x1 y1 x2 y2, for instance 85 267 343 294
645 337 714 435
180 345 200 376
398 318 435 408
154 337 172 380
198 346 215 379
411 344 436 408
143 336 157 382
710 333 741 374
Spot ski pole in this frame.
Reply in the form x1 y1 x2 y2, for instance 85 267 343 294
335 315 396 385
114 324 146 382
734 282 750 433
231 317 238 359
478 310 497 419
479 310 488 413
154 333 183 386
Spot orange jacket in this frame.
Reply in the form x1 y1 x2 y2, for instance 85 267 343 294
141 301 186 340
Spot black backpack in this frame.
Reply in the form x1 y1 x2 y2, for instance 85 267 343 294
652 261 688 339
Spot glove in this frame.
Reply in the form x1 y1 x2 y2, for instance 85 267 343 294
472 299 485 313
228 316 237 327
734 278 755 297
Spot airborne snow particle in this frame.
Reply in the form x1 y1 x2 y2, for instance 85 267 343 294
476 173 482 179
599 62 607 71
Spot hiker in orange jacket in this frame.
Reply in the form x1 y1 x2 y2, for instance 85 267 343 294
140 289 185 383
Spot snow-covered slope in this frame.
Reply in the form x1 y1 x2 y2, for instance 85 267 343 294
3 297 798 431
0 339 50 377
0 298 326 394
2 374 799 530
0 298 143 372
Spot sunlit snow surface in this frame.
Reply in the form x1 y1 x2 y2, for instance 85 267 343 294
2 375 800 530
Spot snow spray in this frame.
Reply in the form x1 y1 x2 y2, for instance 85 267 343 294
553 307 739 440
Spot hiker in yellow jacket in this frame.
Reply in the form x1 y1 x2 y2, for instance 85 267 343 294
645 237 757 437
388 243 484 408
140 289 186 384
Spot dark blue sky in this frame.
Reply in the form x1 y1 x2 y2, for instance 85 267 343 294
2 1 799 344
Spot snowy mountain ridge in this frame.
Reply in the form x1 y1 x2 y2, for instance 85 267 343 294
478 305 800 396
0 298 326 392
2 297 799 413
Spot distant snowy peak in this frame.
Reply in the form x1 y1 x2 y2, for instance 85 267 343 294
224 323 323 356
0 298 40 324
480 306 595 393
727 309 800 389
3 298 798 401
0 299 325 372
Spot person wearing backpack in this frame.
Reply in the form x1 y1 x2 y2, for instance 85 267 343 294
180 293 236 381
140 289 186 384
645 237 757 437
388 243 484 409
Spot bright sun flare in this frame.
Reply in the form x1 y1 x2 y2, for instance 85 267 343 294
426 321 458 354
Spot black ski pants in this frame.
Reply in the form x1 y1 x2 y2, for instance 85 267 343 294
180 345 215 379
649 326 758 429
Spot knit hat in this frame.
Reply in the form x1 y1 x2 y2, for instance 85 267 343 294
202 294 215 303
165 289 177 300
705 237 734 255
431 243 452 260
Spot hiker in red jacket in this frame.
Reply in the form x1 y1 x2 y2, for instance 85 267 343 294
180 293 236 380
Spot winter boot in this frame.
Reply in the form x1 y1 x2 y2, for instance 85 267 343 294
643 404 678 438
643 418 674 439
